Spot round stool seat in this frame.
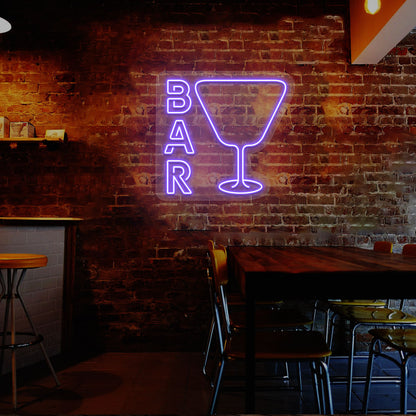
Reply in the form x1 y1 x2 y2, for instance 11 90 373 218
0 253 48 269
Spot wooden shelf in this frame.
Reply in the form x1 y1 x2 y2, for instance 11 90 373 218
0 217 82 222
0 137 65 143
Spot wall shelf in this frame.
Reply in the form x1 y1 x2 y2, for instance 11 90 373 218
0 137 66 143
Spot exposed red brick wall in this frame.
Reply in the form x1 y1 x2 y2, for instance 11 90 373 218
0 1 415 351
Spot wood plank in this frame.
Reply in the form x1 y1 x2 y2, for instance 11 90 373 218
228 246 416 299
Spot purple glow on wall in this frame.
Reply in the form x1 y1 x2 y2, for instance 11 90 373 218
156 74 290 200
194 79 287 195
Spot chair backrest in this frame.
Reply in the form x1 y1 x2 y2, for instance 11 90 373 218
373 241 393 253
208 241 233 341
208 240 229 291
403 244 416 257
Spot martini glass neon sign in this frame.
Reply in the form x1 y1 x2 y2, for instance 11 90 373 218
194 78 287 195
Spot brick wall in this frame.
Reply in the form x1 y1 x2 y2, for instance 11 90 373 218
0 0 415 352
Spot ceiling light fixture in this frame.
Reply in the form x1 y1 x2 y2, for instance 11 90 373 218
0 17 11 33
365 0 381 15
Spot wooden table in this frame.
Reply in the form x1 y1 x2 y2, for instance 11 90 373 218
228 246 416 413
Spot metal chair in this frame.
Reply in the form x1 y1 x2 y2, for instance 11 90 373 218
0 253 60 411
363 328 416 414
326 241 416 411
314 242 392 342
362 243 416 413
208 243 333 415
203 240 312 380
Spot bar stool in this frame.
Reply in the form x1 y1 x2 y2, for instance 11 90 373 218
0 253 60 410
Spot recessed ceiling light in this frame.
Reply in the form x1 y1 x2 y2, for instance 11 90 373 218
365 0 381 15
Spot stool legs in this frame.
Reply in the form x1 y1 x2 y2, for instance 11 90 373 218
0 268 60 410
15 269 60 387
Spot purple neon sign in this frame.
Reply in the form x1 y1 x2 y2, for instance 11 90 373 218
194 79 287 195
156 74 289 200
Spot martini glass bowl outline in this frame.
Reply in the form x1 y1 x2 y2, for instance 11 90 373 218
194 78 288 195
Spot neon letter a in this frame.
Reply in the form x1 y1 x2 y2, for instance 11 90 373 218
164 120 195 155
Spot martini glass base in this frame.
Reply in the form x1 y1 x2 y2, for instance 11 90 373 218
218 179 263 195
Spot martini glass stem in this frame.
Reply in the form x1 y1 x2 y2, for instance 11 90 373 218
233 146 249 189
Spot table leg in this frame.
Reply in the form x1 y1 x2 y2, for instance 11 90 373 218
245 276 255 412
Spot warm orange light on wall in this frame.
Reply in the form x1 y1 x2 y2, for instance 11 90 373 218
365 0 381 15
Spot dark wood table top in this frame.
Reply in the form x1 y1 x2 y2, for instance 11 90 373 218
228 246 416 299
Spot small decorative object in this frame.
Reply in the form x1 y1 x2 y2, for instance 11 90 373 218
45 129 66 140
0 116 10 138
10 122 35 138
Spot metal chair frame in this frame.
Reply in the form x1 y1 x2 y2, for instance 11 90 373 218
328 307 416 412
363 330 416 414
362 244 416 414
203 241 311 381
207 243 333 415
209 284 333 415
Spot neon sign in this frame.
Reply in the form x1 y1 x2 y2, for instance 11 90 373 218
156 73 289 200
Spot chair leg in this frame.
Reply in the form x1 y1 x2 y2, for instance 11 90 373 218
209 358 225 416
15 285 60 386
362 337 376 414
400 352 408 415
310 359 333 415
319 360 334 415
310 361 322 414
327 312 337 367
203 316 215 376
297 361 303 397
346 324 359 412
324 308 332 344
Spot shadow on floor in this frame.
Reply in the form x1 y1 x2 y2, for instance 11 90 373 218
0 351 415 415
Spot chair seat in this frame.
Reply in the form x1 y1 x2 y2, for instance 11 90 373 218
328 299 386 307
227 330 332 360
332 306 416 324
230 307 312 330
368 328 416 353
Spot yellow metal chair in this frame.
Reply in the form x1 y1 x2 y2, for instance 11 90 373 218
208 243 333 415
363 328 416 414
362 243 416 414
314 241 391 341
203 241 312 379
326 242 416 412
